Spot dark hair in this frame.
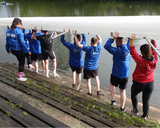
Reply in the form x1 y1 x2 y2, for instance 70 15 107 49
11 18 22 30
140 44 153 59
74 34 81 42
91 37 98 45
116 37 123 46
76 34 81 41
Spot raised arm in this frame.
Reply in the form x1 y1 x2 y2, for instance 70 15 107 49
104 31 119 55
31 26 37 40
129 34 143 63
96 35 102 43
129 34 136 46
60 29 72 49
72 29 83 49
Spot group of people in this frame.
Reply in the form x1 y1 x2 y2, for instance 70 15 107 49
5 18 158 121
5 18 59 81
104 32 157 120
61 29 157 120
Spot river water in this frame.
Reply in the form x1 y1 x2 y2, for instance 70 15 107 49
0 0 160 107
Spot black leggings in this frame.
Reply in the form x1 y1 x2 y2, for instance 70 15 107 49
11 49 25 72
131 81 154 117
24 53 32 68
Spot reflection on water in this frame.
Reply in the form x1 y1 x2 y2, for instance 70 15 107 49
0 0 160 107
1 0 160 17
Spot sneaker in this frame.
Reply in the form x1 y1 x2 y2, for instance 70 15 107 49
111 100 116 106
141 115 148 121
42 69 45 73
29 64 35 69
87 92 92 96
46 74 49 78
78 88 83 92
72 84 76 88
35 71 39 74
120 107 126 112
131 108 139 115
53 72 59 77
97 91 104 96
17 77 27 81
22 72 25 77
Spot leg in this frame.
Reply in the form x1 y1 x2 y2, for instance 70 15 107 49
41 60 45 70
131 82 143 112
86 79 91 94
24 53 30 68
18 55 25 73
110 83 116 101
76 73 81 90
34 60 38 73
142 81 154 117
44 59 49 77
11 50 25 73
52 58 56 73
72 71 76 85
120 89 126 109
94 76 100 92
52 58 59 77
11 50 26 81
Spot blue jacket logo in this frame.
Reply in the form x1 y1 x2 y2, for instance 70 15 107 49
7 33 16 38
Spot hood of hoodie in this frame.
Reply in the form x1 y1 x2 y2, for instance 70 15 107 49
142 56 157 71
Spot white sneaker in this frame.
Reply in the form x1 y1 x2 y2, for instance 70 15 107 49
53 72 59 77
46 74 49 78
22 72 25 77
29 64 35 69
53 72 61 78
35 71 39 74
17 77 27 81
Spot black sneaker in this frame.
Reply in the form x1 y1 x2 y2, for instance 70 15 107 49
87 92 92 96
78 88 83 92
72 84 76 88
111 100 116 106
120 107 126 112
97 91 104 96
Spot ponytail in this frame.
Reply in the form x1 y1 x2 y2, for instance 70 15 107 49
140 44 153 59
11 18 22 30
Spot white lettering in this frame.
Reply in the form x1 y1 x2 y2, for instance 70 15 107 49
93 52 100 55
7 33 16 38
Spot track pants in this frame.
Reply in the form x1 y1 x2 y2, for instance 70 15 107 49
11 49 25 72
131 81 154 117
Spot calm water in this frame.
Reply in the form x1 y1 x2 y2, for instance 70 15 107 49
0 0 160 107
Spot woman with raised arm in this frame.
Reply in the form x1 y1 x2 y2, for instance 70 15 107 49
129 34 158 120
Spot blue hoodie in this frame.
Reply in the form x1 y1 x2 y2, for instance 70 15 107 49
61 34 86 68
104 38 130 78
22 28 30 53
24 32 44 54
6 27 29 53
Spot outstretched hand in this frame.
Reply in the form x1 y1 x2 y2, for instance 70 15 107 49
129 34 136 46
54 32 57 36
130 34 136 40
34 26 37 32
112 31 119 39
72 29 76 35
